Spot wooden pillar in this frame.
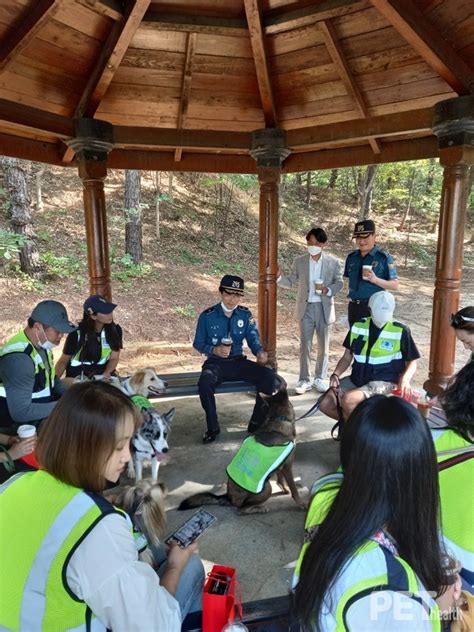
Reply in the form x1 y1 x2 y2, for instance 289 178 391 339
67 120 114 300
250 129 290 368
424 96 474 395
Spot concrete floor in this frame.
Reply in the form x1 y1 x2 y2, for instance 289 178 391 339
137 372 340 603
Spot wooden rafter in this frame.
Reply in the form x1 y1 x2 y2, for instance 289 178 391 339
369 0 474 95
61 0 151 163
265 0 365 35
174 33 197 162
319 19 381 154
0 0 60 72
244 0 277 127
144 13 248 37
0 99 74 138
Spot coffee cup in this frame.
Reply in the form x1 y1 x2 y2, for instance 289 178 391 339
17 424 36 439
362 265 373 279
314 279 324 295
417 398 431 419
221 336 233 347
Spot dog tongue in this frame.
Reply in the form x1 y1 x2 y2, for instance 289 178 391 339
154 450 164 461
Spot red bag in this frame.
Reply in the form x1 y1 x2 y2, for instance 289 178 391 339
202 565 237 632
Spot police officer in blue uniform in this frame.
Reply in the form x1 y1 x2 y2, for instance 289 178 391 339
193 275 275 443
344 219 399 326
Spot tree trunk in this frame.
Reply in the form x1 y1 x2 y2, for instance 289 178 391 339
220 183 234 246
168 172 174 204
1 157 42 275
124 169 142 264
154 171 161 240
329 168 338 189
399 168 417 231
35 164 46 211
358 165 378 218
305 171 312 207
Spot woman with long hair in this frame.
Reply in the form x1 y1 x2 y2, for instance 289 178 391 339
450 306 474 361
0 381 203 631
56 295 123 380
435 361 474 589
293 395 448 631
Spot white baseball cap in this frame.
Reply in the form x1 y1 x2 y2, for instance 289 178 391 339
369 291 395 319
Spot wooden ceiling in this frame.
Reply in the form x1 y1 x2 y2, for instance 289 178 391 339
0 0 472 173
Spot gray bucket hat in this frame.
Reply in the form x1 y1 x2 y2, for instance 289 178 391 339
30 300 77 333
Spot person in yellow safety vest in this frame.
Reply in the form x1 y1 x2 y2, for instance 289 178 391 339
434 361 474 590
320 291 420 421
293 395 461 631
0 300 76 429
56 295 123 381
0 381 204 631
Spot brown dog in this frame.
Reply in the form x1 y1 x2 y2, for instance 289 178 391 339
178 389 306 514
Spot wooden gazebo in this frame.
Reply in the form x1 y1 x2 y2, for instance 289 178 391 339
0 0 472 393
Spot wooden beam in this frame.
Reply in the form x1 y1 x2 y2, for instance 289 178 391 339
73 0 151 119
0 0 60 72
284 136 438 172
0 99 74 138
286 108 432 149
108 149 257 174
144 12 248 37
319 19 381 154
369 0 474 95
244 0 277 127
113 126 251 150
265 0 365 35
175 33 197 162
0 132 66 166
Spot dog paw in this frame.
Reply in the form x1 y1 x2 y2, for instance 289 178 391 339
296 500 308 511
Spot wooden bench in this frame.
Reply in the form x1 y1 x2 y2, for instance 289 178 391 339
153 371 285 399
182 594 292 631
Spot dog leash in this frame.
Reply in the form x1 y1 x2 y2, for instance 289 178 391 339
295 389 331 421
295 387 345 442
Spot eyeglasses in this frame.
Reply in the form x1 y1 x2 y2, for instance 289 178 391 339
222 289 243 297
450 313 474 327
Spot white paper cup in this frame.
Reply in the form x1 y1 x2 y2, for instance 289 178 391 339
362 265 372 279
314 279 324 294
17 424 36 439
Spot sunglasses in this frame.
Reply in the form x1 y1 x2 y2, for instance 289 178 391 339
222 289 243 297
450 313 474 327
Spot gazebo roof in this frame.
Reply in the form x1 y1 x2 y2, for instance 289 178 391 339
0 0 472 172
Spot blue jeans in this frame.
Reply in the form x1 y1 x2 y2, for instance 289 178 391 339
154 544 204 617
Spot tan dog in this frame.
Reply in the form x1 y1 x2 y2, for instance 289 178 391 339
179 389 306 514
119 367 167 397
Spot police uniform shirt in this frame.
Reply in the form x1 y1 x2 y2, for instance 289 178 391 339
343 320 420 387
63 322 123 377
344 245 398 300
193 303 263 358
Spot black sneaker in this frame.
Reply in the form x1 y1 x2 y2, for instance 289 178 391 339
202 428 220 444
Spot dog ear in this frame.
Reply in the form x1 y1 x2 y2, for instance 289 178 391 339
164 408 176 424
258 392 271 404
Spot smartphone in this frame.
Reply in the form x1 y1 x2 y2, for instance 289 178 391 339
165 509 217 548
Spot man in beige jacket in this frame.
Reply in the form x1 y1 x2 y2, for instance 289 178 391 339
278 227 343 394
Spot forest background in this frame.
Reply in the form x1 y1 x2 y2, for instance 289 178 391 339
0 158 473 384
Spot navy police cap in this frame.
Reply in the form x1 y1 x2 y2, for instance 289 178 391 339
352 219 375 238
219 275 244 295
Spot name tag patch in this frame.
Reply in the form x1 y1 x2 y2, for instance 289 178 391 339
380 340 394 351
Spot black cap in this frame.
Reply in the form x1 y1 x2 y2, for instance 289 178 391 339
30 300 77 333
352 219 375 238
219 275 244 295
83 295 117 315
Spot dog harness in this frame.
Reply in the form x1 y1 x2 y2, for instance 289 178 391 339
0 470 128 631
226 436 295 494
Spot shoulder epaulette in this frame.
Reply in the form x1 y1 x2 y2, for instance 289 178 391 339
204 306 216 314
236 305 250 312
392 320 406 329
347 250 358 257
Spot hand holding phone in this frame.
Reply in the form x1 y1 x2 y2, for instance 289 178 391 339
165 509 217 548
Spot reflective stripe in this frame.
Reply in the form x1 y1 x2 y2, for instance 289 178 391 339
0 386 5 397
353 351 403 365
20 493 96 630
351 326 402 340
31 386 52 399
70 357 108 367
310 471 344 497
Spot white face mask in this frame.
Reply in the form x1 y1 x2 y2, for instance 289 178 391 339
37 325 57 351
221 301 237 313
371 310 393 329
307 245 322 256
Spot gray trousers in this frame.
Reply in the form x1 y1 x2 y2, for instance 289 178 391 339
299 302 330 382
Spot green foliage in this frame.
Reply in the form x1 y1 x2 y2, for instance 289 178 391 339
41 252 82 278
211 258 243 275
0 229 27 261
176 250 203 265
111 253 154 284
173 303 196 318
407 242 436 265
16 270 45 291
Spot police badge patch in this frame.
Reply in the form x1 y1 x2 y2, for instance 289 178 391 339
237 319 244 328
380 340 394 351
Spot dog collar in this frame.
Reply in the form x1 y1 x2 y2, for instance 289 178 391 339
131 394 153 410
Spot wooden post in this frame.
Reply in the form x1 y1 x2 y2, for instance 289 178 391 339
250 129 290 368
67 119 114 300
424 96 474 394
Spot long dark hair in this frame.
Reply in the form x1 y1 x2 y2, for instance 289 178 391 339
294 395 445 629
440 361 474 441
79 311 121 361
450 306 474 332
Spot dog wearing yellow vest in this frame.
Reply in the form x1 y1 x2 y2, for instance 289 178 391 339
179 389 306 514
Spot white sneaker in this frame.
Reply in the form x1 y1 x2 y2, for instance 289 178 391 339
295 380 313 395
313 378 329 392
